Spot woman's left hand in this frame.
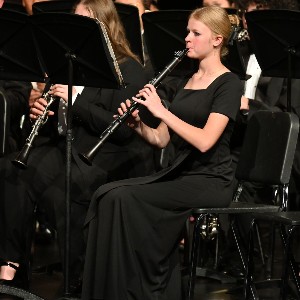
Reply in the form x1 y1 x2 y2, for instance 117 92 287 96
49 84 76 102
132 84 167 119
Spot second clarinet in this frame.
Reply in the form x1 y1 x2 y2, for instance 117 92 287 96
79 48 188 165
12 84 56 169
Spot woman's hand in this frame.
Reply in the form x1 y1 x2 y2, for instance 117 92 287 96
29 97 54 121
117 99 141 129
240 95 250 111
132 84 167 119
49 84 76 102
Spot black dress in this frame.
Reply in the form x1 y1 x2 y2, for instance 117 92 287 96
81 72 243 300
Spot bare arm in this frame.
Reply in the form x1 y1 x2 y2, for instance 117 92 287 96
121 84 229 152
159 110 229 153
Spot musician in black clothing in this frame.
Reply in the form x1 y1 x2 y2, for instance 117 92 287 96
0 0 155 292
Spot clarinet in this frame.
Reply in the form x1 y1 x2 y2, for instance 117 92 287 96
79 48 188 165
12 84 57 169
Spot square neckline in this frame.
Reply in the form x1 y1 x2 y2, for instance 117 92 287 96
183 71 231 91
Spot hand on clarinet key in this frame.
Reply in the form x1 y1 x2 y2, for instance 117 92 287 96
29 98 54 121
117 99 141 129
49 84 73 102
132 84 167 119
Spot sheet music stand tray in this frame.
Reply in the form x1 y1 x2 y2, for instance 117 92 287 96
32 1 145 65
114 3 144 65
142 10 196 77
0 9 44 82
0 10 121 300
246 9 300 112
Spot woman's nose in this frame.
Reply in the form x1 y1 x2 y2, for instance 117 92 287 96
185 33 190 42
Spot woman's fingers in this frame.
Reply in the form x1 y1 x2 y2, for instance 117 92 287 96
30 97 54 119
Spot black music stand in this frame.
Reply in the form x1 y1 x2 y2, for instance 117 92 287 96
0 9 44 82
0 10 121 300
32 1 144 64
142 10 197 77
142 10 246 79
246 9 300 112
114 3 144 65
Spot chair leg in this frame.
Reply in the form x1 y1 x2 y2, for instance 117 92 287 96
254 224 265 265
280 225 300 300
187 214 206 300
244 218 256 300
230 216 259 300
265 222 276 280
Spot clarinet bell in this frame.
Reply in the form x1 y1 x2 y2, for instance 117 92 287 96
12 143 32 169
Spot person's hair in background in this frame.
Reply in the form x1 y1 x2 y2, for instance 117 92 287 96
238 0 299 12
202 0 235 8
143 0 158 10
190 5 232 57
74 0 140 63
149 0 159 10
268 0 299 9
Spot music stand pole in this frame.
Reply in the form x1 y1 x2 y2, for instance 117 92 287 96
30 12 122 298
63 55 74 297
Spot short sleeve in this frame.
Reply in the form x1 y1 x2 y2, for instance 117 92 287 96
211 73 243 121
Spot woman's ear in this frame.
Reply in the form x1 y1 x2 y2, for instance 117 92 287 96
213 35 223 47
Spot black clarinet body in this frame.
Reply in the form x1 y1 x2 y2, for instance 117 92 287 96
79 48 188 165
12 85 56 169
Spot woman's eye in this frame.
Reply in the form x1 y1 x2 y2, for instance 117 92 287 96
194 32 200 36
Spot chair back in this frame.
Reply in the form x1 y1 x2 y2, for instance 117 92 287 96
236 111 299 185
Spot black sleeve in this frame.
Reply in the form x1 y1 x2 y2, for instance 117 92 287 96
212 73 243 121
0 80 31 124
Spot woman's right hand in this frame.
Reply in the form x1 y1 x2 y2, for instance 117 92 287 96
29 97 54 121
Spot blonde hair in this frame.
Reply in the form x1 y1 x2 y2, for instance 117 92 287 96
189 6 232 57
74 0 140 63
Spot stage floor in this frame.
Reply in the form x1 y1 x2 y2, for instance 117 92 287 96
1 223 300 300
